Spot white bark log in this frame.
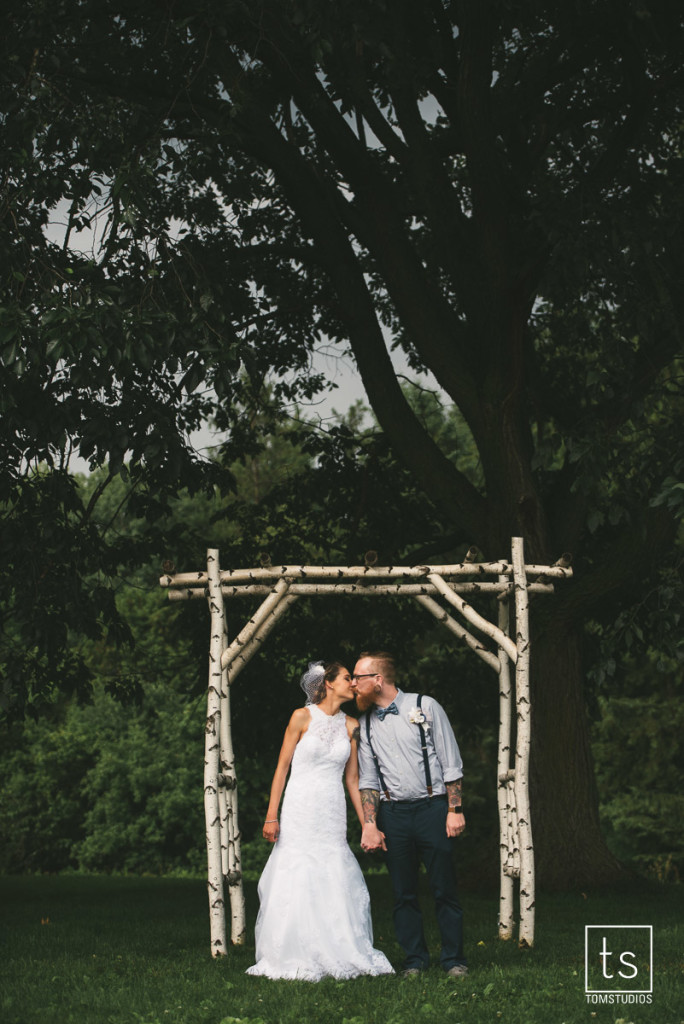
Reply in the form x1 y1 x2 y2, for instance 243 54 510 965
224 594 299 682
160 570 208 586
427 573 519 663
509 783 521 877
217 783 229 878
500 778 521 879
414 594 500 671
512 537 535 948
220 579 291 671
166 581 556 599
220 562 514 581
205 549 227 957
159 562 572 587
496 585 515 940
219 616 246 945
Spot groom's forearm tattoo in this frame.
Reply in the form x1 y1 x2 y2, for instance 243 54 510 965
360 788 380 824
446 779 463 811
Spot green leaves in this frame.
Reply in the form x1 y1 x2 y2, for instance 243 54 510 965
651 470 684 518
593 653 684 878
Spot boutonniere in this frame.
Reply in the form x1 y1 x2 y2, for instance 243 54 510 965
408 707 429 728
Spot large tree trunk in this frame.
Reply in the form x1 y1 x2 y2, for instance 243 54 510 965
529 622 624 888
522 505 677 888
477 422 624 889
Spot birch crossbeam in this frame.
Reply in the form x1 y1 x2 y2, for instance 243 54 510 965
166 582 556 600
159 563 572 587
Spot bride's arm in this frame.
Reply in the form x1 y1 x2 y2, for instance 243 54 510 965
263 708 309 842
344 718 365 828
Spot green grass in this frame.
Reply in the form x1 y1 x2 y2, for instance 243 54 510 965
0 874 682 1024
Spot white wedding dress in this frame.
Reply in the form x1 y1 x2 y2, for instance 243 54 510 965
246 704 394 981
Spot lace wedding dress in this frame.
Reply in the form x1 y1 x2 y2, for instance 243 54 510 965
246 704 394 981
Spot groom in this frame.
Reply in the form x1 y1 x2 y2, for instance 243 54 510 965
353 650 467 978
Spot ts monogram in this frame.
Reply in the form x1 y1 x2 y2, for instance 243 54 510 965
585 925 653 1005
598 935 637 979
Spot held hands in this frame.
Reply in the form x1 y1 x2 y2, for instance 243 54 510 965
263 819 280 843
446 811 466 838
361 821 387 853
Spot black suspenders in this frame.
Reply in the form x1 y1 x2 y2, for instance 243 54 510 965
365 713 391 802
416 694 433 798
365 694 433 802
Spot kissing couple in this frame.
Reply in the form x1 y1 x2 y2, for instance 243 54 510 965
246 650 468 981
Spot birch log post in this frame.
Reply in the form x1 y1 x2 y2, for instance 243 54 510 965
205 549 227 956
220 618 246 944
217 783 229 878
217 617 230 878
508 781 521 878
496 580 515 940
511 537 535 948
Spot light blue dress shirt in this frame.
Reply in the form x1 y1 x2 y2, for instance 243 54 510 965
358 689 463 801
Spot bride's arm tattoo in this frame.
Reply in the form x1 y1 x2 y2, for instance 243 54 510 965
352 724 360 744
446 778 463 811
360 788 380 824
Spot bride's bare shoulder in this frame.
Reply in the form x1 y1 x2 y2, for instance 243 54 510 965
290 707 311 728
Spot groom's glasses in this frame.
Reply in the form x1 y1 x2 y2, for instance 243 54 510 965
352 673 380 680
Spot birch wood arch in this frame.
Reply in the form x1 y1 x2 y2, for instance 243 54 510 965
160 538 572 956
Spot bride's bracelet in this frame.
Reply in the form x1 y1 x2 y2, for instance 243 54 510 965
264 819 278 823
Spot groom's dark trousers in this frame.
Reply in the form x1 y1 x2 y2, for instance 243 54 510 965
378 794 465 970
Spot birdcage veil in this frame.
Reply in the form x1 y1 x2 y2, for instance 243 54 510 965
299 660 326 705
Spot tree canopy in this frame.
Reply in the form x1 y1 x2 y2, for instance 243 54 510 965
3 0 682 547
2 0 684 884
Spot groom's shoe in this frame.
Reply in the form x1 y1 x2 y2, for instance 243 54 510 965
401 967 422 978
445 965 469 978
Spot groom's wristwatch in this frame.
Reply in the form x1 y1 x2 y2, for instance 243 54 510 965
449 806 463 813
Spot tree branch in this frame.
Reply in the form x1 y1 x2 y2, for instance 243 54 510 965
226 93 489 538
549 505 678 632
226 47 484 429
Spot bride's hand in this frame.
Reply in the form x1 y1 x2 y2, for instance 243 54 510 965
361 822 387 852
263 819 280 843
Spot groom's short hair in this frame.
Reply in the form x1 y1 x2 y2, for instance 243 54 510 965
360 650 397 684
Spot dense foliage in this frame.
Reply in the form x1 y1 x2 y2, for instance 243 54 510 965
2 0 683 883
2 436 682 882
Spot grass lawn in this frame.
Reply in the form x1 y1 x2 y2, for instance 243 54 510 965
0 874 681 1024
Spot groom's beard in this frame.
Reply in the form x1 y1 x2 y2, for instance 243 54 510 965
354 691 376 713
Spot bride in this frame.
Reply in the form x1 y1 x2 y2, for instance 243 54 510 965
246 660 394 981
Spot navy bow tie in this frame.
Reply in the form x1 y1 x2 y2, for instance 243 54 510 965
376 702 399 721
